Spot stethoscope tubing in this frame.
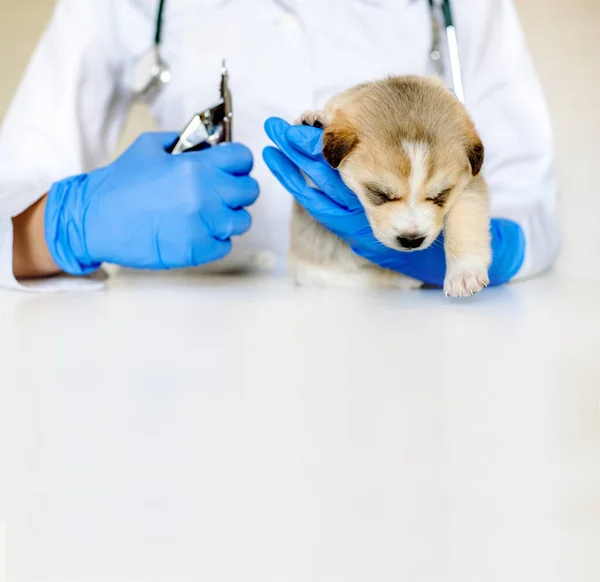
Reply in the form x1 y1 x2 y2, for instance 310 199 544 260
151 0 464 101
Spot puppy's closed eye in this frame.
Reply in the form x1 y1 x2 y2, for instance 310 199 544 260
426 187 453 207
364 183 396 206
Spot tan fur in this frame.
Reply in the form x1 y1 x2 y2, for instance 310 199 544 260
291 76 491 297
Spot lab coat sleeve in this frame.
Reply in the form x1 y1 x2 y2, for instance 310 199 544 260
0 0 130 291
456 0 560 280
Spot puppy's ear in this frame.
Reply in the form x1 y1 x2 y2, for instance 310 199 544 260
322 120 359 169
464 124 485 176
466 138 485 176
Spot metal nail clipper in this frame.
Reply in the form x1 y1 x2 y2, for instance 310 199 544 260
169 60 233 155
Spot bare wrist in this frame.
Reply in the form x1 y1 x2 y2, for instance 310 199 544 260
12 195 61 279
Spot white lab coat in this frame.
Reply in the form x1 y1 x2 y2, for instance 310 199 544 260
0 0 559 291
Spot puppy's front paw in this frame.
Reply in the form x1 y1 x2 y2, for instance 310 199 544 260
444 259 489 298
296 110 327 129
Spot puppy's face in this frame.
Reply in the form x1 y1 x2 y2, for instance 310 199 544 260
322 79 484 252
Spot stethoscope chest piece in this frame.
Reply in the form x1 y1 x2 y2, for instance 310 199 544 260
132 46 172 102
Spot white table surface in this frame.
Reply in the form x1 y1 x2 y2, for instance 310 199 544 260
1 268 599 582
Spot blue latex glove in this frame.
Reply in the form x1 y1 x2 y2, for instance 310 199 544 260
263 117 525 287
45 132 259 274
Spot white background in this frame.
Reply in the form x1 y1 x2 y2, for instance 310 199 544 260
0 1 599 581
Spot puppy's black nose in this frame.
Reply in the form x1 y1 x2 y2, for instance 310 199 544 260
397 236 426 249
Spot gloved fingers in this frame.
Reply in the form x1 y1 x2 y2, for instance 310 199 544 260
265 118 338 192
155 131 184 149
193 142 254 175
488 218 526 286
125 132 182 157
262 146 347 217
264 117 362 211
262 146 308 194
265 118 336 188
215 174 260 209
156 225 233 269
203 206 253 241
226 208 253 237
190 238 232 267
285 124 325 159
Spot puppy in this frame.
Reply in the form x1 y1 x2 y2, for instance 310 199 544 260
290 76 491 297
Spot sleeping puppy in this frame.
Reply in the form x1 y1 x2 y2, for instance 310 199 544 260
291 76 491 297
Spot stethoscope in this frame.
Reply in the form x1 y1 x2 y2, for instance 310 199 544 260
132 0 464 153
131 0 171 103
428 0 464 102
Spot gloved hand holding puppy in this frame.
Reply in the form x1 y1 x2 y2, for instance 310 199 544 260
264 118 524 291
263 77 526 296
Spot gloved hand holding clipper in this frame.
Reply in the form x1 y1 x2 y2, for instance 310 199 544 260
45 133 259 274
263 118 525 288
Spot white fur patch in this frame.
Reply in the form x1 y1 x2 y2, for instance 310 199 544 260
403 141 430 206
